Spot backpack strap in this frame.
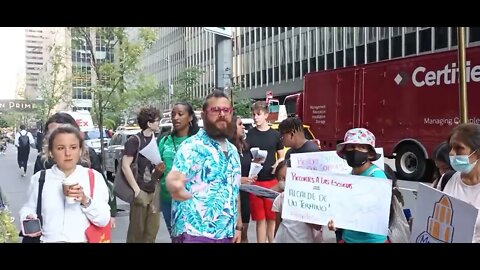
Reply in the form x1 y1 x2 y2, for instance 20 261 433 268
36 170 46 225
88 168 95 197
440 171 456 191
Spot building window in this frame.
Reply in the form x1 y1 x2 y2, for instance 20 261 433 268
470 27 480 43
356 45 365 65
391 33 402 58
451 27 458 47
419 28 432 53
367 27 376 43
367 42 376 63
310 29 316 56
356 27 365 46
326 27 334 54
319 28 325 55
346 27 354 49
336 27 344 51
405 31 416 56
434 27 448 50
379 28 389 61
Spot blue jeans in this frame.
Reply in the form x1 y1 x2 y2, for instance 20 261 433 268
161 198 172 236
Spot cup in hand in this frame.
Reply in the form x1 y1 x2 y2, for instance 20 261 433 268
62 179 78 204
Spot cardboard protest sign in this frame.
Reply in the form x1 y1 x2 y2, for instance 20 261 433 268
410 183 478 243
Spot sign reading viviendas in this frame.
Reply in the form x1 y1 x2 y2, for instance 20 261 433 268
282 168 392 236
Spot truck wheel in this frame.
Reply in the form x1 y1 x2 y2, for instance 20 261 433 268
395 144 426 181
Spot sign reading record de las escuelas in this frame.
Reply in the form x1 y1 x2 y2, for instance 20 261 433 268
0 99 43 112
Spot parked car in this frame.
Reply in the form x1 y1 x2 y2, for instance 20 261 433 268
82 127 111 156
104 128 141 181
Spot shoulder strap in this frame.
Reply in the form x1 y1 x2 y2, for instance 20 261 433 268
88 168 95 197
440 171 456 191
133 134 141 161
37 170 46 224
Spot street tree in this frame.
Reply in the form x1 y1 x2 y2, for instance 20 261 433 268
173 66 204 109
34 43 72 122
228 84 253 117
70 27 157 169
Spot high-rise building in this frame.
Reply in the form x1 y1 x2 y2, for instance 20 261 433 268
37 27 117 112
38 27 72 112
25 27 46 99
137 27 221 110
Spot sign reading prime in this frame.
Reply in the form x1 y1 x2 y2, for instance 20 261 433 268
0 99 43 112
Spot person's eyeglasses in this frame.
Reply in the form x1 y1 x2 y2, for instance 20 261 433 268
207 106 233 115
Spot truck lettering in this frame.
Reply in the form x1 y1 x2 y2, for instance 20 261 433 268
412 61 480 87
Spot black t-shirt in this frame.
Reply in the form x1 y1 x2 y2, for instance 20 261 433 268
285 140 320 166
239 146 253 177
123 132 156 193
246 127 283 181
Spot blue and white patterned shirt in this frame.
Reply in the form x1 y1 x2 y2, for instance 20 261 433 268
170 129 241 239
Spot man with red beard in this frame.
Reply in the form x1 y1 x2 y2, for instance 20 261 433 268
166 89 243 243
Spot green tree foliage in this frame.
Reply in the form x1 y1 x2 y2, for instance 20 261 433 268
0 118 8 128
70 27 157 169
173 66 204 109
35 43 72 121
228 84 252 118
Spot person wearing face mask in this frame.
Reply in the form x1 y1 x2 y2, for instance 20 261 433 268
439 123 480 243
327 128 389 243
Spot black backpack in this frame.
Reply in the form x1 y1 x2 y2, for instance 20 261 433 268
20 170 46 243
439 171 456 191
18 133 30 148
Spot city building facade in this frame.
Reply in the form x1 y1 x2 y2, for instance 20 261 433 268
25 27 46 99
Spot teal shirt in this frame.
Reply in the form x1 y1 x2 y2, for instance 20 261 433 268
341 164 389 243
158 134 189 201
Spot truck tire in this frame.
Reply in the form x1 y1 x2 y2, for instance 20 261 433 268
395 144 426 181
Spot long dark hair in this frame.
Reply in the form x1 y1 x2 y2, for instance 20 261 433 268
172 102 199 137
228 116 248 154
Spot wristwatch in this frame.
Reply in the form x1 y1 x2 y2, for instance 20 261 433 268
235 225 243 231
81 197 92 208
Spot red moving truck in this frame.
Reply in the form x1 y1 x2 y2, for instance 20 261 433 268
284 46 480 181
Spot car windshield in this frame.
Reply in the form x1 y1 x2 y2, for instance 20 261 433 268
84 130 108 140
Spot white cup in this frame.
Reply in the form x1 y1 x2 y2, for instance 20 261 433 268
62 179 78 204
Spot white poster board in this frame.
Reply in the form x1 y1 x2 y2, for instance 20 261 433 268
282 168 392 236
290 148 384 173
410 183 478 243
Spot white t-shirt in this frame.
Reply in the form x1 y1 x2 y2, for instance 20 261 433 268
442 172 480 243
272 192 318 243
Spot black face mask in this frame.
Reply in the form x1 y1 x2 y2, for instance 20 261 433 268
345 150 369 167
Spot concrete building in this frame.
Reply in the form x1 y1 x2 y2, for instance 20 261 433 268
25 27 46 99
37 27 72 112
137 27 223 110
14 72 25 99
38 27 116 112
